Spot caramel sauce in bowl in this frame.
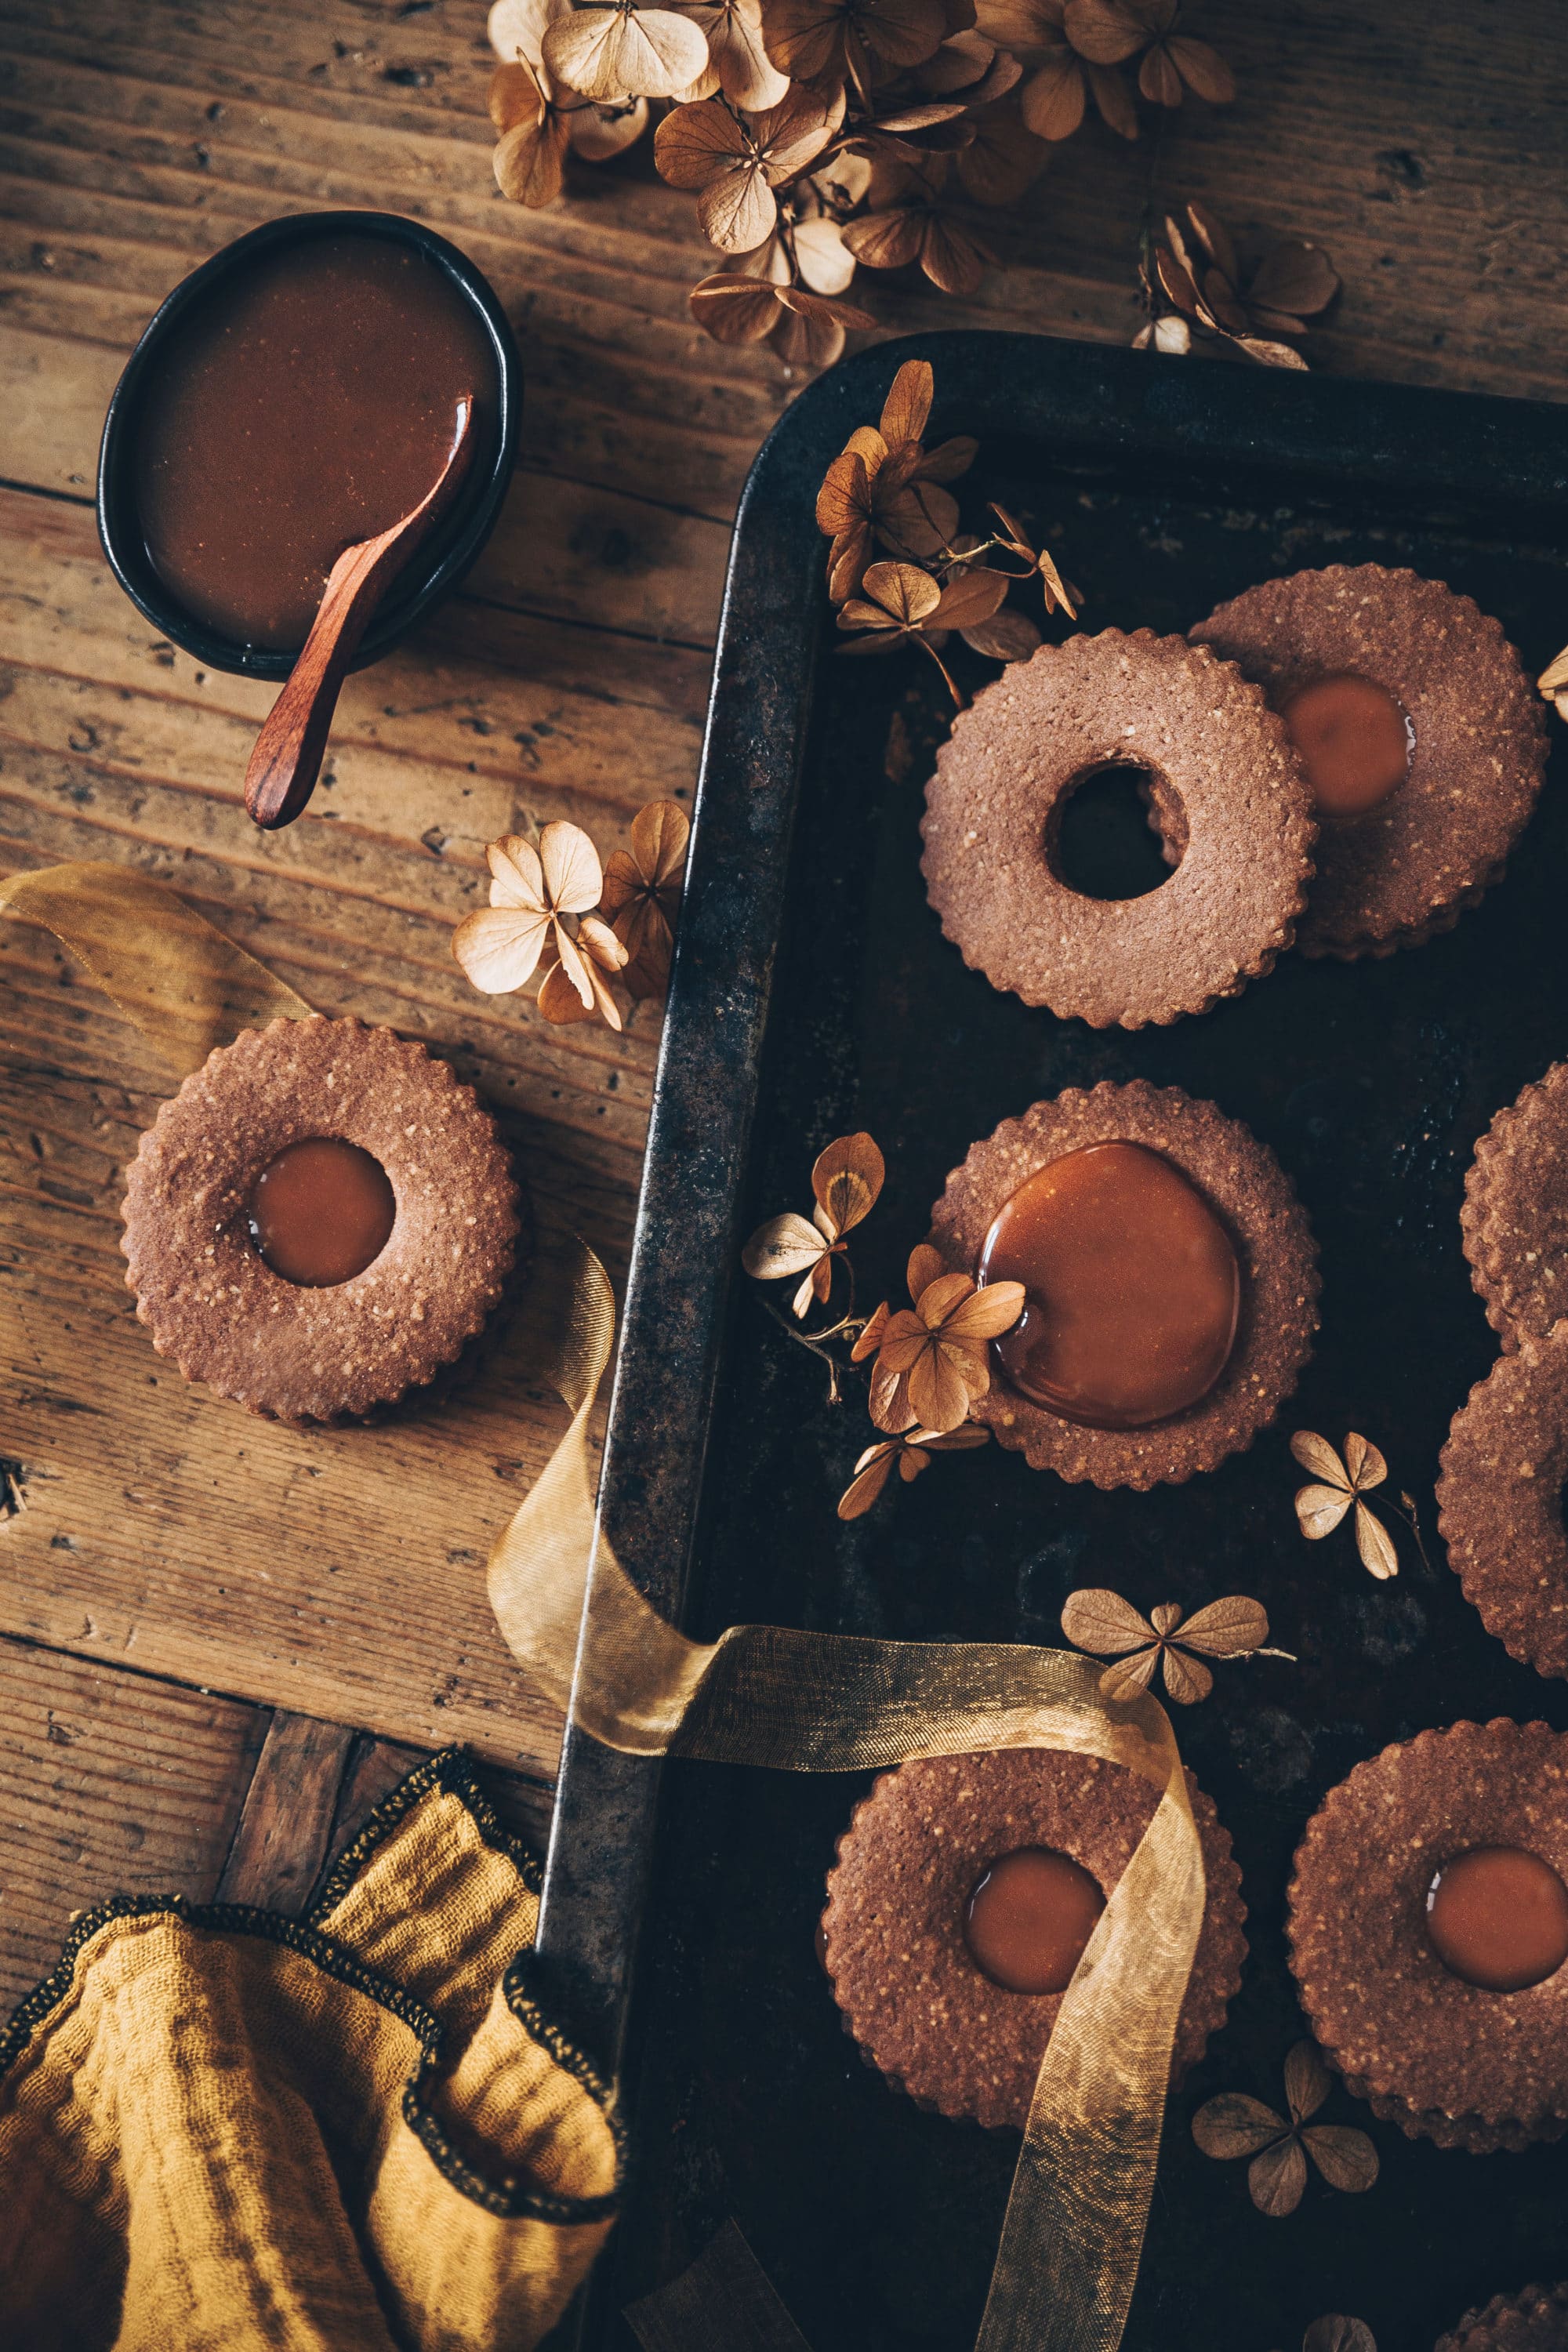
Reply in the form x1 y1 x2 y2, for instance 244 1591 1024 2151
97 210 520 681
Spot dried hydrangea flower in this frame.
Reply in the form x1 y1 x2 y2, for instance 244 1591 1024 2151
600 800 689 999
1060 1588 1278 1704
837 1421 989 1518
1290 1431 1400 1581
654 88 837 252
452 823 628 1032
742 1132 886 1318
1192 2042 1379 2217
863 1243 1024 1434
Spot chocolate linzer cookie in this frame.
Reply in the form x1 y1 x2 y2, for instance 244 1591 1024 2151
920 628 1316 1027
820 1747 1246 2131
1190 565 1547 960
1436 2286 1568 2352
927 1081 1319 1489
1436 1334 1568 1681
1288 1720 1568 2151
122 1014 522 1421
1461 1062 1568 1348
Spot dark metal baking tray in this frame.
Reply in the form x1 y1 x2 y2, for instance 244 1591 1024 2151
535 329 1568 2352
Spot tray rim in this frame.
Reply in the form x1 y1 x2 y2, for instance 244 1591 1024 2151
533 326 1568 2330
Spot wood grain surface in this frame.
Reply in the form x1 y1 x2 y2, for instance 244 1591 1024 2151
2 0 1565 2009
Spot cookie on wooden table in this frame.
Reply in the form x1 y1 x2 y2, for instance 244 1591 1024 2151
121 1014 523 1421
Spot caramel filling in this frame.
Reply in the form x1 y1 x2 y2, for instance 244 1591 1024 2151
1280 673 1412 820
978 1142 1240 1429
248 1138 396 1288
1425 1845 1568 1993
964 1846 1105 1996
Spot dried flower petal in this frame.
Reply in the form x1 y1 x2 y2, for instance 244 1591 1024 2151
1342 1432 1386 1490
543 0 711 96
1098 1647 1162 1702
1158 1646 1213 1705
1355 1499 1399 1581
1283 2039 1330 2125
452 904 552 993
851 1301 891 1360
601 798 688 996
1178 1595 1270 1657
811 1131 886 1239
1304 2320 1377 2352
961 606 1041 662
1248 2132 1308 2217
1290 1429 1350 1488
839 1439 900 1517
742 1210 830 1280
1060 1588 1157 1656
1190 2092 1287 2161
1301 2125 1379 2194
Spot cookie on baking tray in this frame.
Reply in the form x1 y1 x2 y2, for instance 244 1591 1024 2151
1436 2285 1568 2352
1461 1062 1568 1350
1437 1334 1568 1682
121 1014 522 1422
927 1080 1318 1490
1190 564 1547 960
920 628 1316 1028
820 1746 1246 2131
1288 1720 1568 2152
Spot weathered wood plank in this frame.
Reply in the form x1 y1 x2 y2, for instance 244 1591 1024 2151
0 1094 603 1773
0 1631 267 2011
215 1709 356 1913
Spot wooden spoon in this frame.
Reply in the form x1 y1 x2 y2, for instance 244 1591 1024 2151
244 393 477 832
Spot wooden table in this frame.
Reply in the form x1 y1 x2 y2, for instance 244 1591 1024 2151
2 0 1565 2014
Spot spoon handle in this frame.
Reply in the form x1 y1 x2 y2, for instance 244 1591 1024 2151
245 396 476 832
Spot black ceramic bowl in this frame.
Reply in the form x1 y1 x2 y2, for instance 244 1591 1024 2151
96 209 521 681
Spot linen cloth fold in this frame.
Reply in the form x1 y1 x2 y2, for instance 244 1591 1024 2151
0 1750 622 2352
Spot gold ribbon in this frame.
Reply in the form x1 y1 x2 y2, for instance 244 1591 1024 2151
3 862 1207 2352
490 1238 1204 2352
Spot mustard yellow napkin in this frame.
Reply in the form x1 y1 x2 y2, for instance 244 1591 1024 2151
0 1751 621 2352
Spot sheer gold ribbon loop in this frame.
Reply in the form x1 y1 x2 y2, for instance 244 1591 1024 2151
0 867 1207 2352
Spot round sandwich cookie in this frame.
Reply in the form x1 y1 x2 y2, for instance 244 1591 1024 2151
121 1014 523 1421
1190 565 1547 960
1288 1721 1568 2151
1436 1335 1568 1681
820 1747 1246 2132
927 1080 1319 1489
1461 1062 1568 1350
1436 2286 1568 2352
919 627 1316 1028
